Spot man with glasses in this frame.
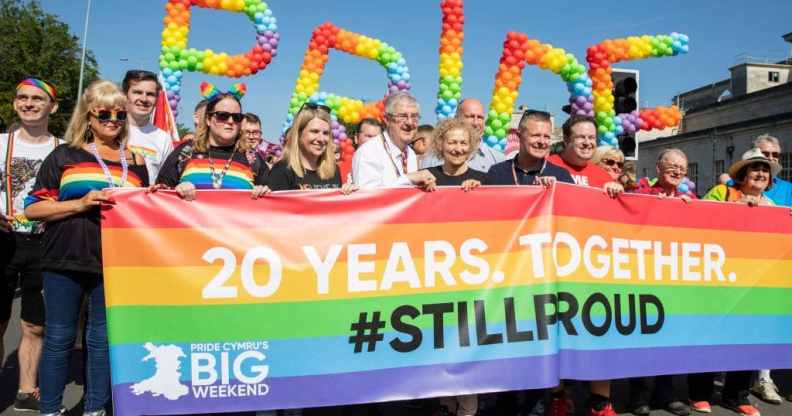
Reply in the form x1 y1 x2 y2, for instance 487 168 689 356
241 113 263 149
1 77 62 412
122 70 174 182
753 134 791 207
352 92 435 189
421 98 505 171
548 115 623 197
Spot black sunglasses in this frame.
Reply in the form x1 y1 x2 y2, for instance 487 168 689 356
210 111 244 123
601 159 625 169
300 102 332 113
94 109 127 123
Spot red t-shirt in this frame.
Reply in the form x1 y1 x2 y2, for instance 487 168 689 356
547 154 613 187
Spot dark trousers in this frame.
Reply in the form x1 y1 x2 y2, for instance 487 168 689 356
689 371 752 404
629 375 678 407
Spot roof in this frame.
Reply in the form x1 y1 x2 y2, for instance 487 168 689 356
643 111 792 146
684 81 792 116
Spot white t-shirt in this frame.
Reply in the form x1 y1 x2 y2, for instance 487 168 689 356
128 123 174 183
0 132 61 233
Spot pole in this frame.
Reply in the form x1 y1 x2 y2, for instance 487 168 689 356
77 0 93 100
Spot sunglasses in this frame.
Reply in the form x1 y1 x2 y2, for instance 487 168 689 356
210 111 244 123
92 109 127 123
601 158 624 169
300 102 332 113
761 151 780 159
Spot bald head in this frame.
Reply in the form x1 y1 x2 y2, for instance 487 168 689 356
456 98 486 137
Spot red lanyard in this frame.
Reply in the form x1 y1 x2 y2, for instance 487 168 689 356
5 129 58 216
381 136 408 176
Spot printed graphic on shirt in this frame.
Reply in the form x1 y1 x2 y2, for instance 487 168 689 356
130 145 158 159
571 174 589 186
180 158 255 190
0 157 44 233
25 162 145 205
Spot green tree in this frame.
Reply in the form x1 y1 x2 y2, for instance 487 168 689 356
0 0 100 137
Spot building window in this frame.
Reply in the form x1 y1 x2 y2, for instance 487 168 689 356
714 160 725 176
780 152 792 182
768 71 780 82
688 162 699 190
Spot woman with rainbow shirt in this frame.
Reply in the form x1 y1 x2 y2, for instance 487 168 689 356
24 80 149 416
156 82 269 200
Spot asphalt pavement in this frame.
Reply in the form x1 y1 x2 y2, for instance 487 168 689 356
3 297 791 416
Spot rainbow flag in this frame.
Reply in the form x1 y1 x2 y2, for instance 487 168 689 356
102 184 792 415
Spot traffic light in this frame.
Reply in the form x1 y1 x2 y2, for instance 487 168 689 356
612 69 639 159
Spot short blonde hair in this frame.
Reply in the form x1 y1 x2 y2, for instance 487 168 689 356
65 80 128 149
591 145 624 165
283 107 336 180
431 118 479 161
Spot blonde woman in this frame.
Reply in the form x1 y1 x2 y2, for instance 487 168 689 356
591 146 625 181
24 80 149 415
423 117 486 191
156 82 269 200
267 104 343 190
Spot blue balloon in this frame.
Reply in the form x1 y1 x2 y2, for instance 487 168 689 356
678 183 689 193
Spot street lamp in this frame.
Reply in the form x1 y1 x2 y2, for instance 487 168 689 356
77 0 93 100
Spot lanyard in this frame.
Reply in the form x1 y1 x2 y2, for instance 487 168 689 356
381 136 407 176
88 142 128 188
511 158 546 185
5 129 58 216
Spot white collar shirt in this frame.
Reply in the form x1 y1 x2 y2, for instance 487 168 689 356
352 131 418 189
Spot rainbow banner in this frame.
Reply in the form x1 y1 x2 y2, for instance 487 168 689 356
102 184 792 415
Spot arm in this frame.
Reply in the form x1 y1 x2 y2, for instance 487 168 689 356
25 191 112 222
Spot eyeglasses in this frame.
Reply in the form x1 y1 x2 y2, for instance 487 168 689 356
388 113 421 123
92 109 127 123
761 151 780 159
662 164 687 174
243 129 262 137
601 159 624 169
210 111 244 123
300 102 332 113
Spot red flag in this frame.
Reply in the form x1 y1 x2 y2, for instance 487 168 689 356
152 75 180 143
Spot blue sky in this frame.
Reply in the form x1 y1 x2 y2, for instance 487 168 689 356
41 0 792 140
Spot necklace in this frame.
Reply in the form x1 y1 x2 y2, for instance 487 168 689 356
88 141 128 188
207 147 237 189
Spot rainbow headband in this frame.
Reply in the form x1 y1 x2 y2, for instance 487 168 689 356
16 78 57 101
200 81 247 102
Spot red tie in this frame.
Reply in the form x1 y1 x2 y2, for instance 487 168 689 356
400 148 409 174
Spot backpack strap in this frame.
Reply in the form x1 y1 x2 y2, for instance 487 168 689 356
176 143 194 176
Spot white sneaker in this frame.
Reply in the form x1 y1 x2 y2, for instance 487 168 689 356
752 379 783 404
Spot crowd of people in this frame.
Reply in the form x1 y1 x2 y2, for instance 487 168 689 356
0 71 790 416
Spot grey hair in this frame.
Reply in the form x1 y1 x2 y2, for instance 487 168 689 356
384 91 419 115
753 134 780 148
656 148 687 165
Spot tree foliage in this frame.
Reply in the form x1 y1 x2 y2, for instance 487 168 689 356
0 0 100 136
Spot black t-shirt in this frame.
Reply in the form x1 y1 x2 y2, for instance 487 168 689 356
267 160 341 191
427 166 488 186
25 144 149 274
157 142 269 189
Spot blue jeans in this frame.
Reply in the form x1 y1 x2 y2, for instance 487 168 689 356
40 270 109 413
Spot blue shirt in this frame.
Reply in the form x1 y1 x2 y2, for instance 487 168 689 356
420 144 506 173
765 177 792 207
485 158 574 185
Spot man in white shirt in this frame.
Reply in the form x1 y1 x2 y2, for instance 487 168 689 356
1 77 62 411
420 98 505 172
122 70 174 182
352 92 435 189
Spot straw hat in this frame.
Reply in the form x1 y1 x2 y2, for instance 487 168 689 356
728 148 781 179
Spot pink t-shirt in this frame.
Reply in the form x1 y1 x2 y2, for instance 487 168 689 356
547 154 612 187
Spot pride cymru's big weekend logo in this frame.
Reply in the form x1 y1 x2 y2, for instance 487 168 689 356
131 341 271 400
